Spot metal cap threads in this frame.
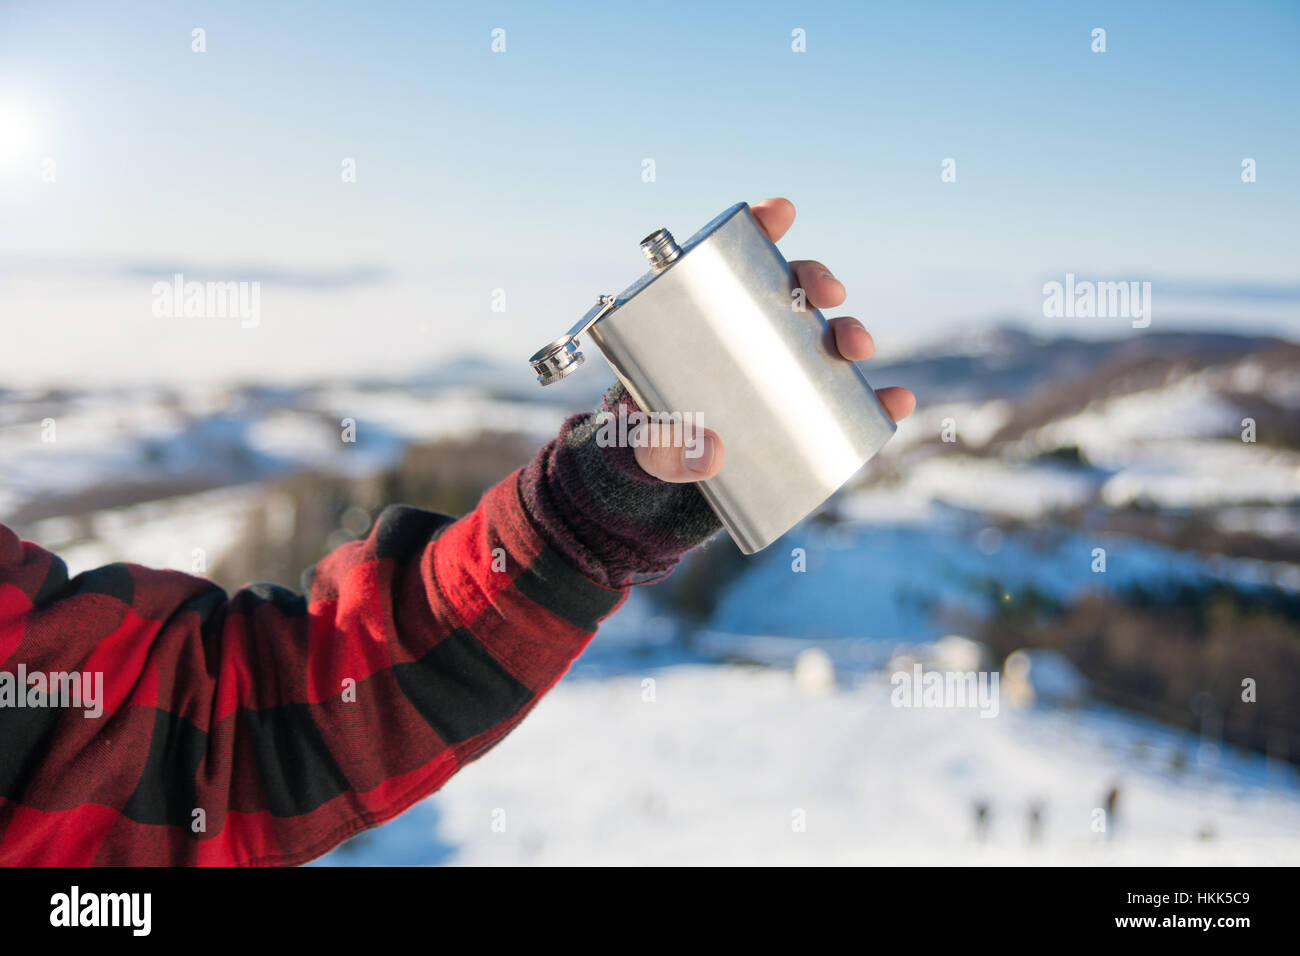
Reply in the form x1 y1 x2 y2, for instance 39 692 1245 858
640 228 682 272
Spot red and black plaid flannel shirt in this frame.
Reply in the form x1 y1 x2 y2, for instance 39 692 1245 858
0 390 720 865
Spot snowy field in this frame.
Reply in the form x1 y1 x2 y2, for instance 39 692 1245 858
317 660 1300 867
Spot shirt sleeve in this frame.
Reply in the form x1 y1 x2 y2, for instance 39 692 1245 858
0 389 720 865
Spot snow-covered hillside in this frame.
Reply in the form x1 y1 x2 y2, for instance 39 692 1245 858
0 381 576 525
317 656 1300 866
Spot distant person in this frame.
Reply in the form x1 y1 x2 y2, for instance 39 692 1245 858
973 799 991 842
1027 800 1044 844
1104 784 1121 839
0 198 915 865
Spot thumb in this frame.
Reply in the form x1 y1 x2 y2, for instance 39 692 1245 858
632 424 724 483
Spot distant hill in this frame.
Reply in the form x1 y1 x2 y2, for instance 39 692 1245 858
870 327 1297 405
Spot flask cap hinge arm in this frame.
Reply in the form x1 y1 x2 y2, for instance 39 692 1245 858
527 294 618 386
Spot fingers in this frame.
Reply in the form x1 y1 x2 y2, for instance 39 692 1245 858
750 199 844 310
831 320 916 422
791 259 846 310
688 197 915 446
632 424 726 483
876 386 916 423
629 388 915 485
829 316 874 362
749 197 795 243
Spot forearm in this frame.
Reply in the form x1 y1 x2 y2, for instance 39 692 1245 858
0 388 720 865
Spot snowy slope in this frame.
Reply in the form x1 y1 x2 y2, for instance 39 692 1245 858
703 519 1299 650
317 661 1300 866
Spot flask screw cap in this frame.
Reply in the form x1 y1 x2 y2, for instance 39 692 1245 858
640 228 681 272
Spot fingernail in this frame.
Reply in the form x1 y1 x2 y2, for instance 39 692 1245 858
684 435 715 473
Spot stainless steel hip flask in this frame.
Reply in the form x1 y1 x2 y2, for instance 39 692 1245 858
527 201 896 554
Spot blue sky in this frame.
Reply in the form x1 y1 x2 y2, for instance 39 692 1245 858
0 0 1297 385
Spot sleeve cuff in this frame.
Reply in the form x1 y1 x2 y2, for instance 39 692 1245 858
518 383 723 588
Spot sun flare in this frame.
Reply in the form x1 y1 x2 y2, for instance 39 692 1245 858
0 99 33 166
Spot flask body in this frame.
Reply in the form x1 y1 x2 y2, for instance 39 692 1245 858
589 202 896 554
